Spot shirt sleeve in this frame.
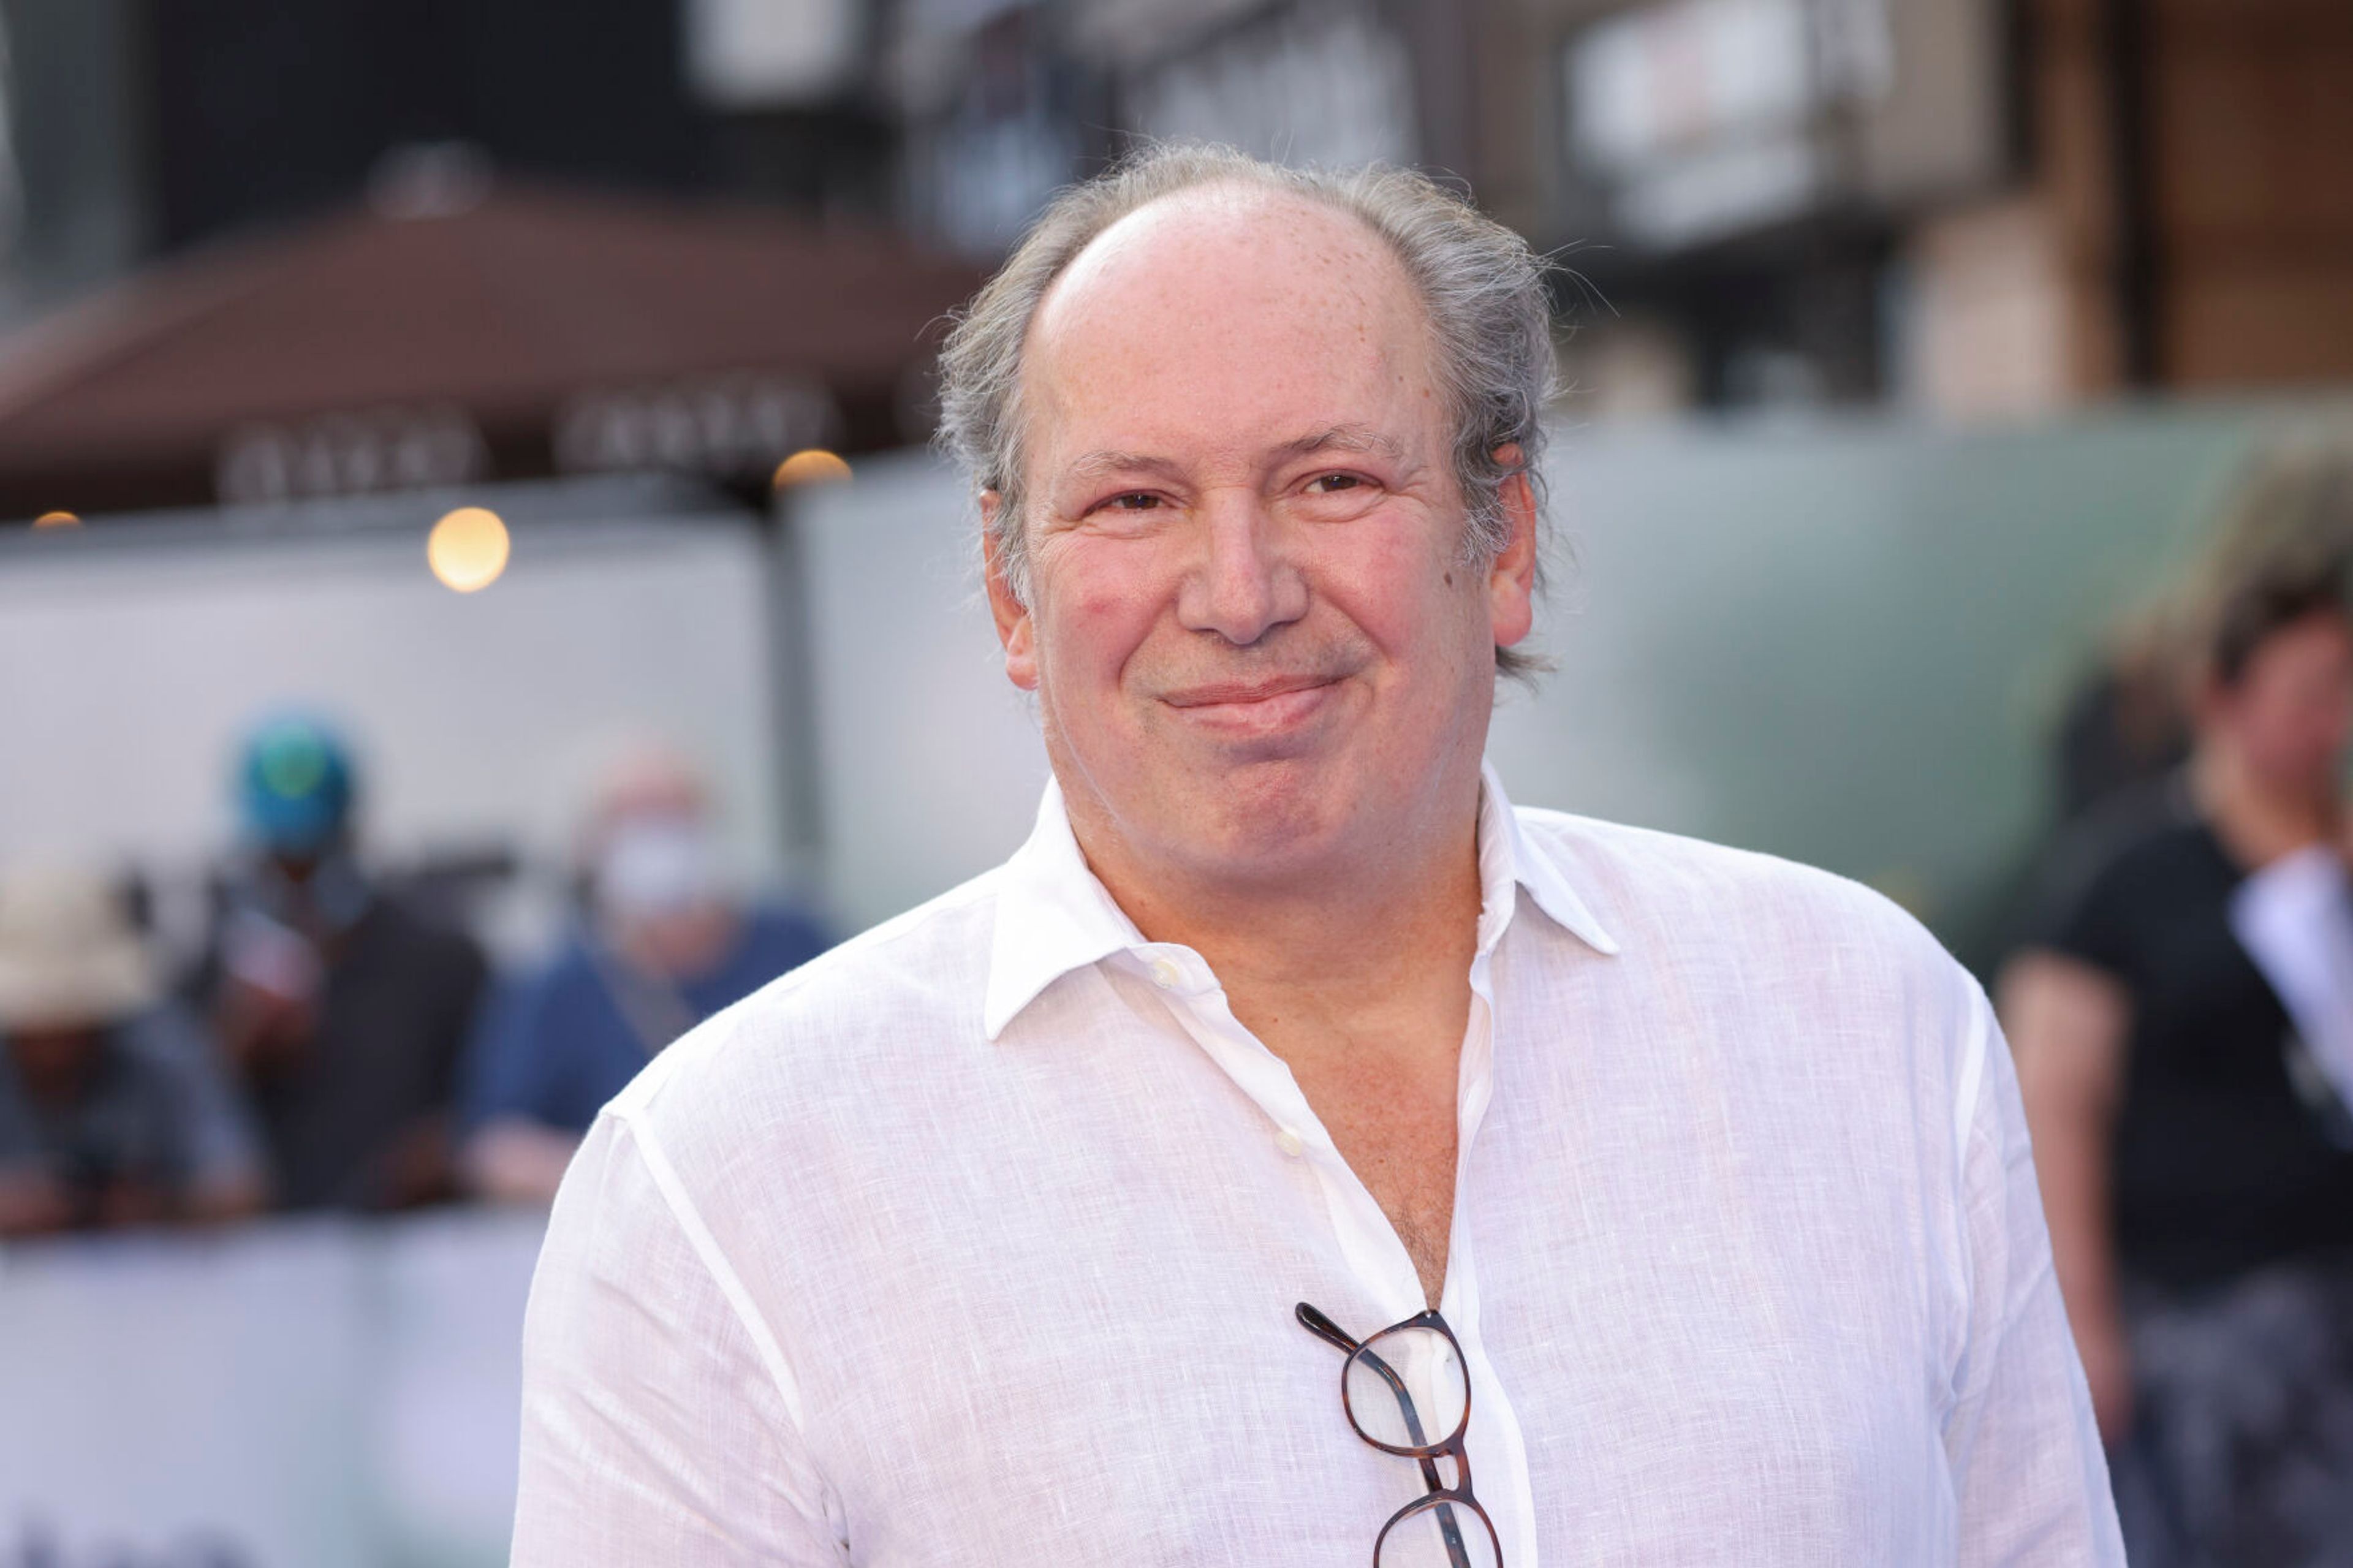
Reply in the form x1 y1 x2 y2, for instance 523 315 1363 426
457 969 552 1132
512 1107 846 1564
2023 827 2139 981
1942 983 2126 1564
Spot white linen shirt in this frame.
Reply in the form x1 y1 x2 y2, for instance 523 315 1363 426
514 768 2123 1565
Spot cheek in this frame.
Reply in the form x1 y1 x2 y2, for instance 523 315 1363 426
2310 698 2353 760
2249 694 2343 766
1033 543 1169 685
1324 526 1479 653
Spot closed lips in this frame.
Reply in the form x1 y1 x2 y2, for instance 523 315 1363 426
1162 676 1339 708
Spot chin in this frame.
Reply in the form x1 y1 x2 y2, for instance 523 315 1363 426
1181 760 1352 868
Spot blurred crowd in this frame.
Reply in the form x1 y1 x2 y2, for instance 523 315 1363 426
0 725 828 1236
1999 430 2353 1564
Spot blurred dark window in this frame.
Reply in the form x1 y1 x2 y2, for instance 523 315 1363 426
144 0 704 250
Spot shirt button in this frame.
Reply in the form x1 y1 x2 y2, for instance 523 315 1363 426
1275 1127 1306 1158
1148 957 1183 990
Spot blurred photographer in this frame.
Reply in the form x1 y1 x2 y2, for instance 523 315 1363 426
0 865 264 1235
458 747 828 1204
190 714 487 1212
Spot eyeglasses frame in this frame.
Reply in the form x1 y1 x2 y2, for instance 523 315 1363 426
1296 1300 1502 1568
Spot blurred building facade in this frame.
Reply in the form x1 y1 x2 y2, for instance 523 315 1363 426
883 0 2353 420
0 0 2344 497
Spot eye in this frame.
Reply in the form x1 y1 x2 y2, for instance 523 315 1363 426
1303 472 1365 494
1094 491 1162 513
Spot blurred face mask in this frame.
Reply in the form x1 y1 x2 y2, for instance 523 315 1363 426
596 815 721 920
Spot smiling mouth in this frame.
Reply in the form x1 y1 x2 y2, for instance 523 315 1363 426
1161 675 1340 709
1158 674 1345 735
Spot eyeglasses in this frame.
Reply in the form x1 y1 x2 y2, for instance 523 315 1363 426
1297 1301 1502 1568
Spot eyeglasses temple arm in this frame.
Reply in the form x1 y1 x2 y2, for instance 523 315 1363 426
1295 1301 1360 1354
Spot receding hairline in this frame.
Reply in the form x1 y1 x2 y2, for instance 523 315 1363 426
1012 180 1441 494
1026 176 1412 369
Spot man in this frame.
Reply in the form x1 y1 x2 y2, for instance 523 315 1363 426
0 865 264 1233
189 714 487 1211
458 746 830 1203
517 147 2120 1562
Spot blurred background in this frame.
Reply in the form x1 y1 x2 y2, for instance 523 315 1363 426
1 0 2351 1563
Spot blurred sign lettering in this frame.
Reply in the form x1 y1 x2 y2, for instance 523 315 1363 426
553 371 838 480
2 1521 252 1568
216 407 488 507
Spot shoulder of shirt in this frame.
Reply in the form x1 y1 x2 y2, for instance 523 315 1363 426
1515 806 1992 1156
1512 804 1958 975
604 865 1004 1127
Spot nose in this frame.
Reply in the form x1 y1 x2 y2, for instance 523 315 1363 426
1175 493 1307 646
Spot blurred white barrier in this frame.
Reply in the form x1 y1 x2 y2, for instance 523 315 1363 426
0 1208 544 1568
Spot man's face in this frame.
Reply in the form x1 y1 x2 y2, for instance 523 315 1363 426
985 188 1536 888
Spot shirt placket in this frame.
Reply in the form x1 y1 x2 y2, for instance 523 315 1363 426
1449 948 1542 1568
1127 935 1543 1568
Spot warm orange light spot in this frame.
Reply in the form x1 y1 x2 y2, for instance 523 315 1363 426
426 506 510 593
33 510 78 528
772 449 852 489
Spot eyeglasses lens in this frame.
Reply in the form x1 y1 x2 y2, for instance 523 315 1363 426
1344 1325 1469 1450
1376 1494 1502 1568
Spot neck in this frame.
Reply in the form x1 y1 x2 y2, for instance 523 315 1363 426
2192 744 2338 868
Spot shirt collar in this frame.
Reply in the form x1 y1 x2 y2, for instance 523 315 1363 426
1473 760 1620 960
984 778 1149 1040
983 763 1619 1041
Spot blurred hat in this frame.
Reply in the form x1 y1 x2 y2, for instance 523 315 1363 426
0 866 158 1032
238 714 356 854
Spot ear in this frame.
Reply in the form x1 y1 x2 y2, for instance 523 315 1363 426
1485 445 1539 651
980 493 1040 692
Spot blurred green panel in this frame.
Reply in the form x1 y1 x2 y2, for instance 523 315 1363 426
1491 401 2316 969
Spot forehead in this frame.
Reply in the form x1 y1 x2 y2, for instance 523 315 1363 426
1021 187 1436 466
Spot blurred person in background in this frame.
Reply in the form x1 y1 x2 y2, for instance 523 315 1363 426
458 748 829 1203
0 865 264 1235
2004 438 2353 1565
187 714 488 1212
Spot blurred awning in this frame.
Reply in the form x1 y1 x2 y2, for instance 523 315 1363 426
0 182 984 518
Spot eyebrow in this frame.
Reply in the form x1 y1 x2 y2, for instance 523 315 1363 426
1276 424 1406 462
1058 424 1406 487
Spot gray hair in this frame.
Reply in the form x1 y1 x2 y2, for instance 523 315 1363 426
934 142 1558 680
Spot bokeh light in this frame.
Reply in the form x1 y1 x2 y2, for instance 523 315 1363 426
426 506 510 593
772 449 852 490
